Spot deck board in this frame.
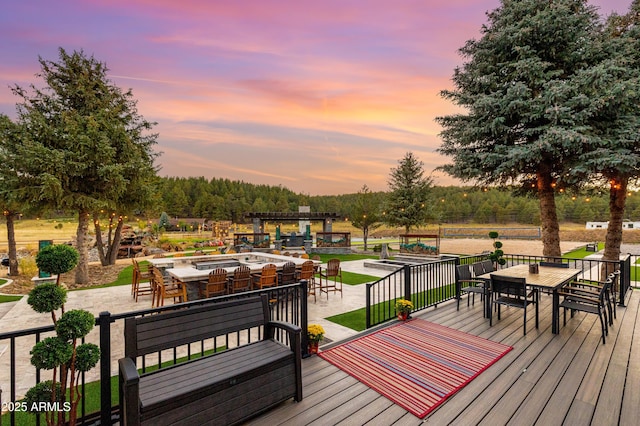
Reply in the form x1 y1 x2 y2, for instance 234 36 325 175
246 288 639 426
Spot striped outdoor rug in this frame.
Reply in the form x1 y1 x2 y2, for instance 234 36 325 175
318 318 512 418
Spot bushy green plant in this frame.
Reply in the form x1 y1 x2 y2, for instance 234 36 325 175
18 256 39 277
35 244 79 285
489 231 506 267
30 337 73 370
74 343 101 372
56 310 95 341
23 381 65 413
28 283 67 313
25 244 99 425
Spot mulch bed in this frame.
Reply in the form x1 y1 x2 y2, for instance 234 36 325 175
0 263 129 295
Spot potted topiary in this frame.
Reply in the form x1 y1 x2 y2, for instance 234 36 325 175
23 244 100 425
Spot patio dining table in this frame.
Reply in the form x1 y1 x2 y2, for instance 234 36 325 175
479 264 581 334
165 257 320 300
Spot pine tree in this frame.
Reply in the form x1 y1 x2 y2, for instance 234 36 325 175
384 152 434 233
437 0 602 257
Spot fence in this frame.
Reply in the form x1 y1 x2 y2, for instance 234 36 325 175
365 253 632 328
0 281 308 426
442 227 541 239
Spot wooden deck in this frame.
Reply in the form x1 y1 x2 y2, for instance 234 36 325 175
248 288 640 425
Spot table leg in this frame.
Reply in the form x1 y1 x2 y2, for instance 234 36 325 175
552 290 559 334
484 287 491 319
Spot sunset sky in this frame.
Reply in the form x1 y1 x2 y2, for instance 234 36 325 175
0 0 631 195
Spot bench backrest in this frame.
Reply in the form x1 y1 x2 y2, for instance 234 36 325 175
125 294 269 358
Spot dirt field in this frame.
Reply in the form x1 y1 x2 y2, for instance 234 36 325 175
438 238 584 257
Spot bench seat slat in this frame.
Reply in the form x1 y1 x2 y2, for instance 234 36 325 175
140 340 290 405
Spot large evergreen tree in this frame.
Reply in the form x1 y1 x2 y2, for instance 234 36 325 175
576 0 640 270
384 152 434 233
437 0 602 257
5 48 158 282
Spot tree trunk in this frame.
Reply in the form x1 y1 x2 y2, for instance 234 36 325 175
94 213 107 266
93 213 124 266
5 212 19 276
363 226 369 251
108 219 125 265
75 210 90 284
537 167 561 257
602 176 627 280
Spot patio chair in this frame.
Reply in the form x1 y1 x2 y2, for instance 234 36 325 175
198 268 229 298
228 265 252 294
319 258 343 298
456 264 487 312
566 272 615 327
298 260 317 302
153 268 187 306
558 277 611 344
278 261 298 286
481 259 495 273
471 262 485 278
490 275 538 335
131 259 153 302
253 263 278 290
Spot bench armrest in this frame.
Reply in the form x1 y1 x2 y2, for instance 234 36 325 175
119 357 140 384
119 357 141 426
266 320 303 401
266 320 302 340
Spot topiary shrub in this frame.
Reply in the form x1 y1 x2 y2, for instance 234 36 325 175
25 244 99 425
488 231 506 267
35 244 79 286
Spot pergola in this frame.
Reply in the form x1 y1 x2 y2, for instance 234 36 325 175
244 212 341 234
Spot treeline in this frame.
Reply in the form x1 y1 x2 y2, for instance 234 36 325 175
155 177 640 225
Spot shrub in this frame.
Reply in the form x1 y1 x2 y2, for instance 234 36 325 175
56 310 95 341
27 283 67 314
36 244 79 285
19 256 39 277
30 337 73 370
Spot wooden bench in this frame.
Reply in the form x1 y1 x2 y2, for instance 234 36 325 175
118 294 302 425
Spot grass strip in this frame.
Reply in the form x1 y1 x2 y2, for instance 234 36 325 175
326 283 456 331
562 242 604 259
0 294 23 303
2 346 225 425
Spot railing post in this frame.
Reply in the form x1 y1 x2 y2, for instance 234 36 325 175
403 265 412 303
454 257 461 301
99 311 112 425
300 280 310 358
365 283 371 329
618 256 630 307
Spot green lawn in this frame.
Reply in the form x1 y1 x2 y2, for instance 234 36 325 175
562 243 604 259
0 294 23 303
326 283 456 331
312 253 377 263
1 347 223 425
73 261 145 291
632 265 639 282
